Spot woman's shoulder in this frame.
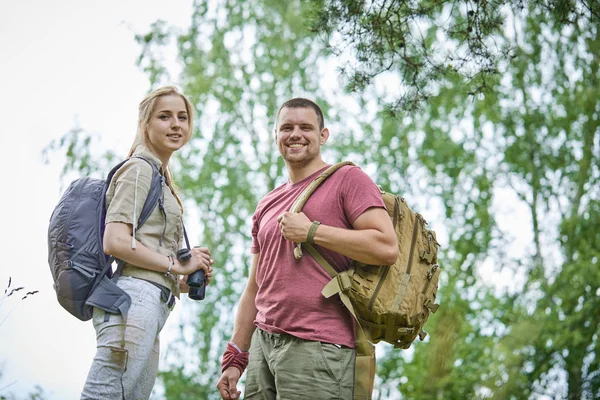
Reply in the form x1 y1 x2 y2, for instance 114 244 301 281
110 157 156 186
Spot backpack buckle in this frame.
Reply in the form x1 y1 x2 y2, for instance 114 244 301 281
396 327 414 335
337 272 352 292
420 250 434 264
426 264 439 280
166 292 176 311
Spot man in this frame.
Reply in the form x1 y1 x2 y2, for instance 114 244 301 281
216 98 398 400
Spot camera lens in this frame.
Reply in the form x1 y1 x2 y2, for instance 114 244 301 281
187 269 206 300
178 246 207 301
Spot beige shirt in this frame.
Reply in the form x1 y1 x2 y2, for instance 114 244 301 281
105 145 182 297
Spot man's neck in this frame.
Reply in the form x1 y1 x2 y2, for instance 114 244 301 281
286 159 328 183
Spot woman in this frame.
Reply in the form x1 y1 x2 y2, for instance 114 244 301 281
81 86 213 399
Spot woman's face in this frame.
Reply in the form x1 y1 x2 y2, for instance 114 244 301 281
146 94 191 162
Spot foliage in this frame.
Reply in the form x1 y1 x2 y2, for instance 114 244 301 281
366 2 599 398
307 0 599 113
42 126 118 185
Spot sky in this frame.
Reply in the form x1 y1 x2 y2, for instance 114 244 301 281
0 0 194 398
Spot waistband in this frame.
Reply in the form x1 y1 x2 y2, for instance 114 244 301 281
257 327 347 348
120 262 180 297
131 277 176 311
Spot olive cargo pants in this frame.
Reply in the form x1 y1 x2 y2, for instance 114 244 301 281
245 328 355 400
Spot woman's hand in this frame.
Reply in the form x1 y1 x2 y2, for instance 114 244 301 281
191 246 214 284
173 246 214 284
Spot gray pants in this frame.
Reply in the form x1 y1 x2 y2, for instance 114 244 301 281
245 328 355 400
81 277 171 400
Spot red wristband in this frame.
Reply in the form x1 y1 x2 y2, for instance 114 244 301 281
221 342 249 375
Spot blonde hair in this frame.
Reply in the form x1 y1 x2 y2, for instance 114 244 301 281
128 85 194 212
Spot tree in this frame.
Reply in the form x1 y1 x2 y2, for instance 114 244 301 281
307 0 599 113
349 2 599 398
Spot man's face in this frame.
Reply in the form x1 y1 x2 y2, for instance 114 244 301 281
275 107 328 166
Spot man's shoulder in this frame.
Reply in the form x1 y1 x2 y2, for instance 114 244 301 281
338 163 360 175
327 163 373 184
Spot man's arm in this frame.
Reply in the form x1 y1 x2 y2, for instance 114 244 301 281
217 253 260 400
278 207 398 266
229 253 259 350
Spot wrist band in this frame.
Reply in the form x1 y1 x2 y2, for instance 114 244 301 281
307 221 321 244
221 342 249 375
165 255 174 277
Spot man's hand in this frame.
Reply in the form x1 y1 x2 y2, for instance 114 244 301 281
217 367 242 399
277 211 312 242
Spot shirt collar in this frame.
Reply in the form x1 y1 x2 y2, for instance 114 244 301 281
132 145 164 172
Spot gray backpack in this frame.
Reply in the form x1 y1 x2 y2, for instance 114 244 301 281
47 156 163 321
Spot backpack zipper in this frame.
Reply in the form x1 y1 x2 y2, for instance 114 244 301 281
406 214 422 276
97 182 108 265
367 264 390 311
64 180 85 241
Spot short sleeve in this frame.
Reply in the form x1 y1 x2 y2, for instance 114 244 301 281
341 167 386 224
251 208 261 254
105 159 154 225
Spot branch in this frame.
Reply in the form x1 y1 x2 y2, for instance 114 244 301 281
580 0 600 20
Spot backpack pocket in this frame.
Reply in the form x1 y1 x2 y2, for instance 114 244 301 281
48 240 73 280
55 260 98 321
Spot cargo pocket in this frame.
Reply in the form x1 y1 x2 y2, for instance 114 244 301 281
318 342 353 383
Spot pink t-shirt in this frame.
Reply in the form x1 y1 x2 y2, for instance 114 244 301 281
251 164 386 348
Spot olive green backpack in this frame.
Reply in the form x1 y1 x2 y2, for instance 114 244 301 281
290 162 441 400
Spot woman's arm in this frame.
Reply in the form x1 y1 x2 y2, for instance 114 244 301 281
103 221 213 277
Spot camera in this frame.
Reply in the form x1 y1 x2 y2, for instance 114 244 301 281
177 247 206 301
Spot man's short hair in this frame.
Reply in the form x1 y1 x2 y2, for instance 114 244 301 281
275 98 325 131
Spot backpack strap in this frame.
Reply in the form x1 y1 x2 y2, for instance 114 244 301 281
312 250 376 400
105 155 163 231
289 160 376 400
103 155 164 281
289 161 355 260
132 156 163 228
318 262 375 399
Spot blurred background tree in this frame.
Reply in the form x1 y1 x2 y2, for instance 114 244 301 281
45 0 598 398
